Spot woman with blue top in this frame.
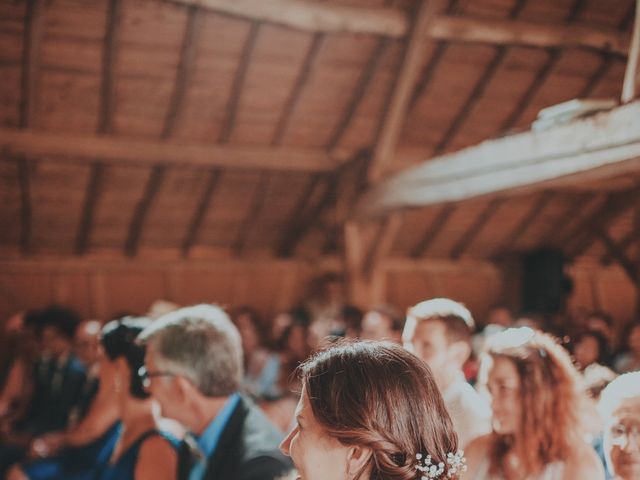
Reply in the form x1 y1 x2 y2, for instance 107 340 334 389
94 317 181 480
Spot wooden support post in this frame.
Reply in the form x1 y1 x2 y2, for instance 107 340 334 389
622 0 640 103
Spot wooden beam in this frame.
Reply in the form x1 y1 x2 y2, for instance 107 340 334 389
493 192 554 257
234 172 270 256
124 165 166 257
169 0 408 37
368 0 442 182
0 128 338 172
20 0 45 128
218 22 260 143
167 0 631 57
363 213 403 276
538 192 590 246
568 188 640 259
325 38 388 152
409 42 447 110
580 55 615 98
271 34 324 146
622 0 640 103
162 6 201 139
600 229 638 266
98 0 122 134
277 174 323 257
593 226 638 283
354 101 640 220
450 198 504 259
181 168 221 257
411 204 456 258
278 173 336 257
16 157 32 255
435 47 507 153
75 163 105 255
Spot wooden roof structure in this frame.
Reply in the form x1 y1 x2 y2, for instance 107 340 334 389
1 0 639 306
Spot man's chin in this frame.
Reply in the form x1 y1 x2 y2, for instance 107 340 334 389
615 461 640 479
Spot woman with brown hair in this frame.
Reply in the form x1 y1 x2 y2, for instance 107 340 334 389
465 327 604 479
280 341 465 480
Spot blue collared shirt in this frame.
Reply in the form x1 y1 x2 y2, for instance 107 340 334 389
189 393 241 480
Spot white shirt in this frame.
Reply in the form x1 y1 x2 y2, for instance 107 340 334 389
442 375 492 448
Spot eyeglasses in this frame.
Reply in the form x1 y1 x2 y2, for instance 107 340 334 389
609 423 640 447
137 366 175 390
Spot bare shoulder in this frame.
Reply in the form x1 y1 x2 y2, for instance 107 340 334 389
562 444 604 480
135 435 178 480
464 434 492 473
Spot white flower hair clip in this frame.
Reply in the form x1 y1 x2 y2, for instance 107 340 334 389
415 451 466 479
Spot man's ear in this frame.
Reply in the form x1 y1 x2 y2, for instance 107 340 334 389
173 376 192 404
346 444 372 479
448 340 471 368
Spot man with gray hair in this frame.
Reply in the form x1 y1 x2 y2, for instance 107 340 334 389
138 304 292 480
598 372 640 480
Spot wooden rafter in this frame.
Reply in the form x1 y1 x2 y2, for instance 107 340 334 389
278 173 338 257
166 0 631 57
411 204 456 258
435 0 527 152
75 163 105 255
364 214 403 276
499 0 588 134
277 174 324 258
622 0 640 103
325 38 388 152
580 55 615 98
368 0 441 182
0 128 338 172
493 192 554 257
601 229 637 265
271 33 324 146
162 6 201 139
544 193 601 247
181 168 221 257
98 0 121 134
354 101 640 220
16 157 32 255
20 0 45 129
234 172 270 256
124 166 166 257
218 22 260 144
593 226 638 283
450 198 504 259
566 186 640 259
409 42 447 111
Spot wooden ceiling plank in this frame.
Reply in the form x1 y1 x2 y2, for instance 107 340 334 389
181 168 222 257
411 204 456 258
124 165 166 257
538 192 593 246
368 0 443 182
325 38 389 152
435 0 528 153
354 101 640 220
162 6 201 139
566 186 640 259
594 225 638 283
233 172 271 256
450 197 504 259
98 0 122 134
20 0 45 129
218 22 260 144
276 173 324 258
271 33 324 146
75 162 105 255
16 157 32 255
493 192 554 256
0 129 337 172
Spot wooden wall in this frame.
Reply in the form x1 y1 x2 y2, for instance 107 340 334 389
0 257 636 329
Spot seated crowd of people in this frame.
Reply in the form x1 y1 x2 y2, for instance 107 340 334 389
0 295 638 480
